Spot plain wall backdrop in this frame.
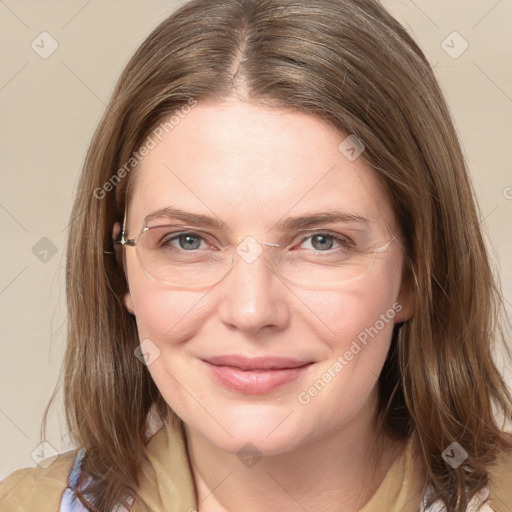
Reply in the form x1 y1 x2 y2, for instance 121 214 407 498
1 0 511 479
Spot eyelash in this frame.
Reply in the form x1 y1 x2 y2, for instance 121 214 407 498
160 231 355 252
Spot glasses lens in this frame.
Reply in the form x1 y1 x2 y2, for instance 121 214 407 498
273 248 383 290
136 225 233 288
135 225 394 289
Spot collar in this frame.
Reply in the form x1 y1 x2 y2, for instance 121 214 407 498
135 409 426 512
114 409 492 512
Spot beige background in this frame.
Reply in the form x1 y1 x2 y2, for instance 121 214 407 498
0 0 511 479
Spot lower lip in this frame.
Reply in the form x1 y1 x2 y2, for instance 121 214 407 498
203 361 313 394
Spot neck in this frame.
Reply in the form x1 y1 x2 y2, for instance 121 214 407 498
184 391 404 512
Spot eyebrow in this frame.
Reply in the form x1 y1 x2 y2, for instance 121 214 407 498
144 207 369 231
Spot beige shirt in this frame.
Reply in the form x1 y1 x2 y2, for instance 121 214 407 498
1 415 511 511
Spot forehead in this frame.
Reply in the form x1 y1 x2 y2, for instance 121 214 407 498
127 99 396 234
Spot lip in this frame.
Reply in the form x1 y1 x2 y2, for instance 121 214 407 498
202 355 314 394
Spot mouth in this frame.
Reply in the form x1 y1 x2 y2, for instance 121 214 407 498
201 355 314 394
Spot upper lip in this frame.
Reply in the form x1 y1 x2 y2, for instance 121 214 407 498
203 355 313 370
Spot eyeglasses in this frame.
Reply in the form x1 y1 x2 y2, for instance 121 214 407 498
114 220 397 290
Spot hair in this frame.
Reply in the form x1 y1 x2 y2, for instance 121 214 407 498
41 0 512 510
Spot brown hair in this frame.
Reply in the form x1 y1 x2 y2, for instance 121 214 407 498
41 0 512 510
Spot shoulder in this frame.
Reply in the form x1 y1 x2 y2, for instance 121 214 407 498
0 449 78 512
488 443 512 512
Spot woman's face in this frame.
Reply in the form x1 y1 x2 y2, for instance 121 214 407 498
121 99 412 455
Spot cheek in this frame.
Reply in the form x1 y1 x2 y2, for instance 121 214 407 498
125 253 206 344
297 259 403 348
293 260 404 410
131 287 206 344
292 274 402 424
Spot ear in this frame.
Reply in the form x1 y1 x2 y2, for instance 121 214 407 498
123 290 136 316
113 221 135 315
394 268 415 323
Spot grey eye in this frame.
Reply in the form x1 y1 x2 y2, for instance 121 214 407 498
310 234 334 251
176 234 202 250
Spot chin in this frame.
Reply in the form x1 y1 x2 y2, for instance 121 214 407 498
183 402 319 456
205 426 306 457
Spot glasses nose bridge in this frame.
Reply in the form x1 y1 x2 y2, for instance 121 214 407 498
230 235 282 270
235 233 280 246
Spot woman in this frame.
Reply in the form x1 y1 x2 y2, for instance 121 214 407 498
1 0 511 511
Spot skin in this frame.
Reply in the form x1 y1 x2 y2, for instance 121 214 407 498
117 98 414 512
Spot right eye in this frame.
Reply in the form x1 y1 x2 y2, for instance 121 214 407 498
161 232 210 251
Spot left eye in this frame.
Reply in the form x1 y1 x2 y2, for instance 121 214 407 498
161 232 210 251
299 233 354 252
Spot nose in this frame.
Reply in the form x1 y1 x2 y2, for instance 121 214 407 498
216 240 290 334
